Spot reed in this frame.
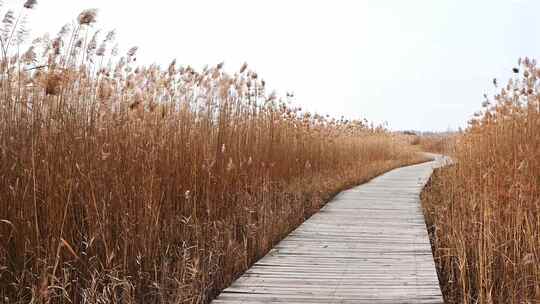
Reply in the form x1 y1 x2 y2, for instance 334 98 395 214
415 133 457 155
422 58 540 303
0 4 424 303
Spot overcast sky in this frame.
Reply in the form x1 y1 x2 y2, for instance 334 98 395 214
14 0 540 131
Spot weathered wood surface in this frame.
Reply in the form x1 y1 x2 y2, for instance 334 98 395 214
212 155 447 304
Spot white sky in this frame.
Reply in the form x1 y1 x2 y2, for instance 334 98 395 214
10 0 540 131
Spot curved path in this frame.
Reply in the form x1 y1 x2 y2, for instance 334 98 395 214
213 155 446 304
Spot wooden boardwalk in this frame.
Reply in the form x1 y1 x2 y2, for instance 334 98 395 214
212 156 445 304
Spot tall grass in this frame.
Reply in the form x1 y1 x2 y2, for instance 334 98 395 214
422 58 540 303
0 4 423 303
413 133 457 155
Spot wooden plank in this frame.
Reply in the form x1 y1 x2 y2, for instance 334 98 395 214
211 155 446 303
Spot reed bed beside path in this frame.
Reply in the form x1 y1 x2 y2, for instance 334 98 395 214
0 4 424 303
422 58 540 303
415 134 457 155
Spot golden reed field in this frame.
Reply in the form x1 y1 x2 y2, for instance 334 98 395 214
422 58 540 303
0 4 425 303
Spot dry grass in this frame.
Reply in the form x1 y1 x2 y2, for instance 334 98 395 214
415 133 457 155
400 131 458 155
422 58 540 303
0 4 424 303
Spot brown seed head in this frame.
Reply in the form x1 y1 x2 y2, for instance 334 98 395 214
78 9 97 25
240 62 248 73
23 0 37 9
127 46 138 57
168 59 176 76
